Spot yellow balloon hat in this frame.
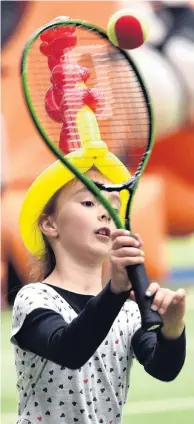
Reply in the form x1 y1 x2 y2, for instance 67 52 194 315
20 93 131 258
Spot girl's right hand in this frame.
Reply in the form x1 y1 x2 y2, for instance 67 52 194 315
110 229 144 294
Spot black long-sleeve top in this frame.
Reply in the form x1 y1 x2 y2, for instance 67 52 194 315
13 281 186 381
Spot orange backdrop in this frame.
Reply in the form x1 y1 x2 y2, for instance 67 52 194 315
1 1 194 307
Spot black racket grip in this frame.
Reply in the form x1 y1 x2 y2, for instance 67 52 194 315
126 263 163 332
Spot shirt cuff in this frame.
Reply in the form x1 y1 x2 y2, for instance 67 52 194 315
157 326 186 344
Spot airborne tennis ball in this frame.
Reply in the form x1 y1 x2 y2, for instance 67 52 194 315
107 9 149 50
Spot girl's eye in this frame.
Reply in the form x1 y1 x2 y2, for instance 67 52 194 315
81 201 95 207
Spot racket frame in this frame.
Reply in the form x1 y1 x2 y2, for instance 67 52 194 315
21 19 154 232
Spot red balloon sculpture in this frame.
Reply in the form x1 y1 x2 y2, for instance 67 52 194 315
40 17 104 154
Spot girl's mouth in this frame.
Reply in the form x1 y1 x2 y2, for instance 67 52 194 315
94 227 111 238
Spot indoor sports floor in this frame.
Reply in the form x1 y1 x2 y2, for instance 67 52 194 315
1 238 194 424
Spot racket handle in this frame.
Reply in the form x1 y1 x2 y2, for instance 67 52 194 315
126 263 163 332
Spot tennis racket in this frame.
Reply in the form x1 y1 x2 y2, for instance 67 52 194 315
21 18 163 332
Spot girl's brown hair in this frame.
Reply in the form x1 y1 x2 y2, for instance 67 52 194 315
29 187 64 282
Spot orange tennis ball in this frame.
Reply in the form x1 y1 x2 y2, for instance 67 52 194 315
107 9 149 50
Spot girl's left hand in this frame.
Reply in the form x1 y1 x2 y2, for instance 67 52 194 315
130 282 186 339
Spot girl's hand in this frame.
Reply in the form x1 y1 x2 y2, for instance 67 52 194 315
130 282 186 339
110 229 144 294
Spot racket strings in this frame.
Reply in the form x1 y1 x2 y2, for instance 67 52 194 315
27 25 150 172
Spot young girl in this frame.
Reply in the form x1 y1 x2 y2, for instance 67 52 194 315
11 165 186 424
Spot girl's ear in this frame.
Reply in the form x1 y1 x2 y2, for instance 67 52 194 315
39 214 59 239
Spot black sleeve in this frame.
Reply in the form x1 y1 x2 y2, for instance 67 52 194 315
15 282 129 369
132 326 186 381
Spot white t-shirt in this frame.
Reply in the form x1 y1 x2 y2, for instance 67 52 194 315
11 283 141 424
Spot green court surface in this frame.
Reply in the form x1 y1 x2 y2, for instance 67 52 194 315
167 235 194 268
1 287 194 424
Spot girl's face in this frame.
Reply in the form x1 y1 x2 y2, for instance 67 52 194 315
49 169 121 262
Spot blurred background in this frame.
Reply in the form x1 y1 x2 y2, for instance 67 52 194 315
1 1 194 423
